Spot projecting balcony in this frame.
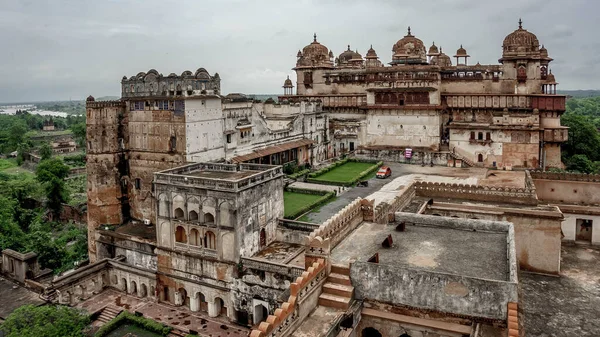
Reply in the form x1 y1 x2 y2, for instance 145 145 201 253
543 128 568 143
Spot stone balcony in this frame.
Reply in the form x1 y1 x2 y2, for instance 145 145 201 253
543 128 568 143
443 94 566 111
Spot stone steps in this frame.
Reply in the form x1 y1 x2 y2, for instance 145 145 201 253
318 293 351 310
167 329 188 337
96 305 122 324
322 282 354 298
331 264 351 276
327 272 352 286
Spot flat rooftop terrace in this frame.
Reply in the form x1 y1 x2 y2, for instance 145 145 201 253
154 162 283 192
332 221 509 281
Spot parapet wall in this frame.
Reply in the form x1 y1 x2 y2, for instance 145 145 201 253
529 170 600 182
414 181 538 205
86 100 125 109
351 262 518 321
373 183 416 224
249 259 326 337
305 198 364 249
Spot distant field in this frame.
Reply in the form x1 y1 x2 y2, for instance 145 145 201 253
311 162 378 184
0 158 34 177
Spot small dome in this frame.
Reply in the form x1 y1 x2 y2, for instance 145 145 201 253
428 42 439 55
539 45 548 57
283 75 293 87
454 44 468 57
296 33 333 68
366 45 378 58
329 50 334 58
297 50 302 58
122 76 127 80
502 19 540 58
430 47 452 66
546 70 557 84
338 45 362 64
86 95 95 102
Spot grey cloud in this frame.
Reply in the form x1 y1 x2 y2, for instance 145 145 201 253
0 0 598 102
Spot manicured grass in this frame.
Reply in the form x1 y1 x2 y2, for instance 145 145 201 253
310 162 378 183
284 191 323 218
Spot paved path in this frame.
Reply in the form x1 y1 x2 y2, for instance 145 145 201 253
288 181 342 193
301 162 482 224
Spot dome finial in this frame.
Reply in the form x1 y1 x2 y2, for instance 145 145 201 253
407 26 411 35
313 33 317 42
518 18 523 29
348 44 351 51
370 44 373 49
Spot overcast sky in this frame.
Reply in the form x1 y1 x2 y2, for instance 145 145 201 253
0 0 597 102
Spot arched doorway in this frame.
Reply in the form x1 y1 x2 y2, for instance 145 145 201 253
130 281 137 296
121 278 127 292
140 283 148 297
215 297 227 317
362 327 382 337
178 287 189 307
260 228 266 248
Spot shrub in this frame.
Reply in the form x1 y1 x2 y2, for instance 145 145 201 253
306 159 382 187
287 169 310 180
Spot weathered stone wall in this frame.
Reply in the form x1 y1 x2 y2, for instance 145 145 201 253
414 181 538 205
530 171 600 205
305 197 363 250
364 111 441 150
355 148 449 166
350 262 518 321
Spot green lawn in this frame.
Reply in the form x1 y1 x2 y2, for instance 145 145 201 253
311 162 378 183
284 191 324 218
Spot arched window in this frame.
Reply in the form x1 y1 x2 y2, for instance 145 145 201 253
175 226 187 243
189 228 200 246
478 132 483 140
470 131 475 140
174 208 184 219
204 231 216 249
189 210 198 221
478 153 484 162
204 212 215 223
486 132 491 141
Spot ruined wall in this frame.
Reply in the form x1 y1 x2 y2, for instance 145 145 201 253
86 100 126 262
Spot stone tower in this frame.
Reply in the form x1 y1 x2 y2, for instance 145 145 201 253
85 96 128 262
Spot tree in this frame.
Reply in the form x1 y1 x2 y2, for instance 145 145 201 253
8 121 27 150
70 122 86 149
39 142 53 160
36 158 70 215
0 304 90 337
16 142 31 166
565 154 598 174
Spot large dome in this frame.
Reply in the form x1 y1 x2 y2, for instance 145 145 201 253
296 34 333 68
390 27 427 65
502 19 540 58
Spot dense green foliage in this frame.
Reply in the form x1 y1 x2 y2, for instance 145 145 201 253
561 96 600 173
36 158 71 214
95 311 171 337
0 112 85 155
0 159 87 272
0 304 90 337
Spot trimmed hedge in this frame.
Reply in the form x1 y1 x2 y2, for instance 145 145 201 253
284 189 336 220
307 159 383 187
287 169 310 180
285 187 329 196
95 311 172 337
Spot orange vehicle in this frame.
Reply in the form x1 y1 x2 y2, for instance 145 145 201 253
376 166 391 179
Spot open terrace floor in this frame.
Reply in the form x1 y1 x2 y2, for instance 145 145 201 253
521 243 600 337
331 221 508 281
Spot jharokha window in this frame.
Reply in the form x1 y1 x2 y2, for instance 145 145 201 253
175 226 187 243
204 231 216 249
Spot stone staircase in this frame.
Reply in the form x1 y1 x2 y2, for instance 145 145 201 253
318 264 353 310
94 305 123 326
449 151 475 167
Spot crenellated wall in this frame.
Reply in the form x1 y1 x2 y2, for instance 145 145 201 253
530 170 600 205
414 181 538 205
